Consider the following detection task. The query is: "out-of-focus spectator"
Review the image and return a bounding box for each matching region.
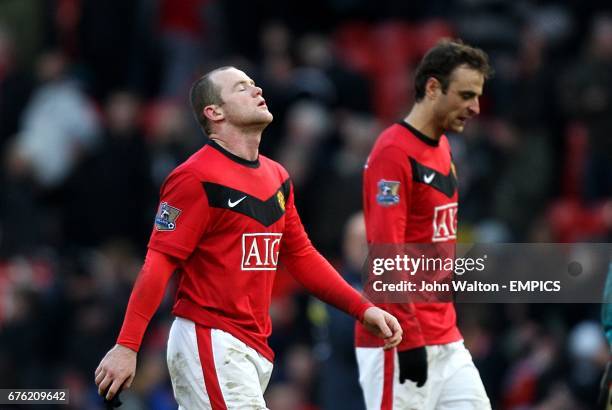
[61,90,154,248]
[457,304,506,408]
[303,111,379,257]
[317,212,368,410]
[265,382,310,410]
[491,119,554,239]
[293,33,372,113]
[501,330,561,409]
[15,50,101,189]
[560,14,612,202]
[0,141,45,256]
[285,345,317,404]
[145,100,200,187]
[276,100,333,193]
[566,321,608,405]
[158,0,215,99]
[0,286,42,387]
[256,21,295,157]
[128,351,175,410]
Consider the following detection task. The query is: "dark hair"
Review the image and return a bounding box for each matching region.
[414,39,493,102]
[189,66,233,133]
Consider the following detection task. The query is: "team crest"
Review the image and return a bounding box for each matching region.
[376,180,400,206]
[155,202,181,231]
[276,191,285,211]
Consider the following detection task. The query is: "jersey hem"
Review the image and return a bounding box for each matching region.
[173,298,275,362]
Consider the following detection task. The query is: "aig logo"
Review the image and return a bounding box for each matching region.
[432,203,458,242]
[241,233,283,270]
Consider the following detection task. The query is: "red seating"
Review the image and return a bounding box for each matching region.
[333,19,455,123]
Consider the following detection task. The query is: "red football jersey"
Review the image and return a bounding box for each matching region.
[355,121,462,350]
[147,140,369,361]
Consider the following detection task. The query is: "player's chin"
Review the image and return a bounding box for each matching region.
[265,111,273,122]
[450,121,465,133]
[253,113,273,127]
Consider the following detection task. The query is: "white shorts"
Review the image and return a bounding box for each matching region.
[356,341,491,410]
[166,317,273,409]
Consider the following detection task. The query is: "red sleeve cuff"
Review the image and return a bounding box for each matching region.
[116,341,139,353]
[355,301,375,323]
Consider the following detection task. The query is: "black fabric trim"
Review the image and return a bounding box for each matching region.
[398,121,440,147]
[409,157,456,198]
[206,139,260,168]
[203,179,291,226]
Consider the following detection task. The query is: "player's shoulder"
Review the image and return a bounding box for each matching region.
[369,123,411,160]
[377,122,405,141]
[172,144,206,171]
[439,134,451,151]
[160,145,212,189]
[161,161,200,192]
[259,154,290,182]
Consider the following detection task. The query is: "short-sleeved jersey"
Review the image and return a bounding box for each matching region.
[355,121,462,350]
[149,140,307,362]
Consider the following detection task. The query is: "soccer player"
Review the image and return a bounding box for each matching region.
[94,66,402,409]
[355,40,493,409]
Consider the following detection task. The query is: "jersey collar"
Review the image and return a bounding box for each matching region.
[398,120,440,147]
[207,139,261,168]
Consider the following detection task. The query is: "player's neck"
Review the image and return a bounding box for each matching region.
[404,105,443,141]
[208,128,261,161]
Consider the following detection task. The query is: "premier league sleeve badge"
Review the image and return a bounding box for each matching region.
[155,202,181,231]
[376,179,400,206]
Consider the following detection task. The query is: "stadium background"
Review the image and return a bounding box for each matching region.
[0,0,611,409]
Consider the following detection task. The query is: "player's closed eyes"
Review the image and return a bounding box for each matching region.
[235,81,256,92]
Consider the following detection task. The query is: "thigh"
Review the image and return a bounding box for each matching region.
[434,343,491,410]
[210,328,273,409]
[167,317,213,409]
[167,318,272,410]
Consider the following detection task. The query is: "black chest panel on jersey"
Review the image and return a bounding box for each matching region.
[409,157,457,198]
[203,179,291,227]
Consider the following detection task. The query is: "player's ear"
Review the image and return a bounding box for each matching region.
[203,104,224,123]
[425,76,441,100]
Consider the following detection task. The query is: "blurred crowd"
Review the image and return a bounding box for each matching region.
[0,0,611,409]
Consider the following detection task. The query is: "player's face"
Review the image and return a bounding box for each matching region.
[212,67,273,128]
[433,66,484,133]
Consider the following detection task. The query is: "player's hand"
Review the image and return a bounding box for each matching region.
[362,306,403,350]
[95,344,137,401]
[398,346,428,387]
[598,361,612,409]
